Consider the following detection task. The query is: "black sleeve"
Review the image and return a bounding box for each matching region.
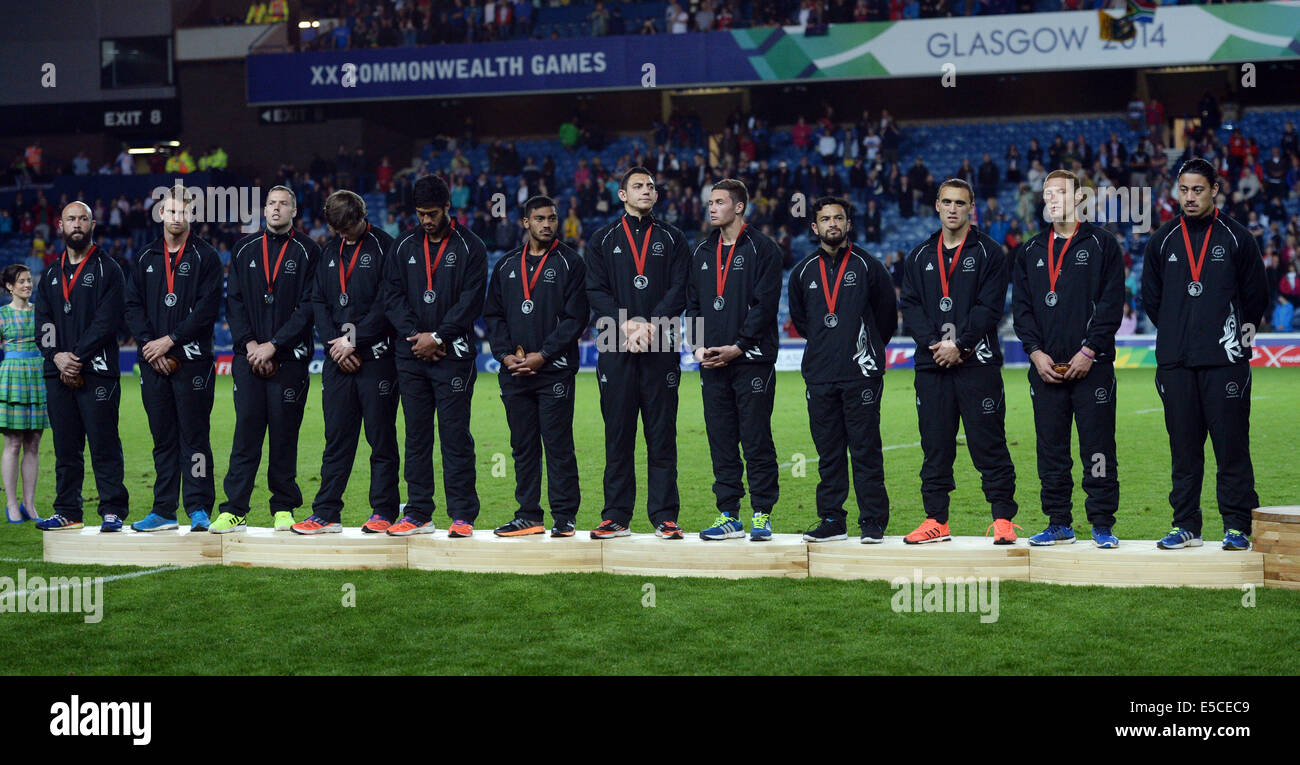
[684,246,701,327]
[585,228,620,324]
[898,248,941,346]
[226,252,254,348]
[735,236,782,349]
[1236,227,1269,332]
[540,254,590,360]
[483,259,509,362]
[1140,231,1163,329]
[956,239,1008,351]
[383,237,420,340]
[1010,241,1043,356]
[650,228,691,319]
[436,233,487,341]
[72,259,125,360]
[310,258,337,347]
[867,256,898,344]
[788,261,807,339]
[124,254,153,345]
[1085,233,1125,354]
[172,248,223,345]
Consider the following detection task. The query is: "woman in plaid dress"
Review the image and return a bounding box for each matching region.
[0,264,46,523]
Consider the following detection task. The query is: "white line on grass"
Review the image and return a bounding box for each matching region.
[0,565,181,603]
[0,557,45,563]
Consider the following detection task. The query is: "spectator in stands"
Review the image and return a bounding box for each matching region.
[898,175,914,219]
[72,151,90,176]
[1129,143,1150,189]
[563,203,582,244]
[977,153,999,200]
[668,0,690,32]
[1286,155,1300,198]
[1264,146,1289,201]
[589,1,610,36]
[1118,302,1137,336]
[1005,143,1022,184]
[1280,262,1300,308]
[1239,165,1263,206]
[863,198,882,243]
[792,116,812,152]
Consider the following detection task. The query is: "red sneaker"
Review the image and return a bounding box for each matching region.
[903,518,951,544]
[986,519,1023,545]
[362,514,393,534]
[448,519,474,538]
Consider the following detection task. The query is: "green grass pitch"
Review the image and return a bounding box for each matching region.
[2,367,1298,675]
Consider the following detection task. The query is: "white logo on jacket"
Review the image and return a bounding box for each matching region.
[1220,312,1242,363]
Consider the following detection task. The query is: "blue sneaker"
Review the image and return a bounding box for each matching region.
[100,514,124,532]
[188,509,210,532]
[1222,529,1250,551]
[1091,527,1119,548]
[1028,524,1075,546]
[700,513,745,540]
[131,513,178,532]
[36,514,83,531]
[751,512,773,542]
[1156,527,1203,550]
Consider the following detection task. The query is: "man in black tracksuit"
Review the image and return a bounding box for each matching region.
[586,166,691,539]
[296,190,400,535]
[210,186,320,533]
[382,174,486,537]
[789,196,898,544]
[686,179,783,542]
[899,179,1019,544]
[34,202,130,532]
[484,195,588,538]
[124,190,223,532]
[1141,158,1269,550]
[1012,170,1124,547]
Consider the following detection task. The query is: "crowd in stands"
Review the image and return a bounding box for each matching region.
[4,95,1299,344]
[205,1,1255,49]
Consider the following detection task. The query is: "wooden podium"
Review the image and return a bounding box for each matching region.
[1253,506,1300,590]
[601,533,809,579]
[806,536,1030,582]
[407,530,602,574]
[1029,539,1263,588]
[221,527,407,570]
[43,526,221,567]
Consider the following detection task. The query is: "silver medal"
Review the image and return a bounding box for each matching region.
[339,293,349,307]
[1045,291,1058,307]
[264,294,274,305]
[63,303,72,314]
[939,296,953,312]
[164,292,178,307]
[823,313,838,328]
[1187,281,1203,297]
[521,299,534,315]
[713,296,725,311]
[423,289,436,304]
[633,275,648,290]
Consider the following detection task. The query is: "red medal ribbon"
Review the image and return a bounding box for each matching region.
[716,224,746,299]
[1046,222,1078,296]
[1179,209,1219,287]
[936,232,966,300]
[817,244,853,319]
[163,234,187,299]
[61,244,96,308]
[261,233,291,297]
[338,225,368,298]
[423,228,452,293]
[521,239,557,304]
[620,215,654,279]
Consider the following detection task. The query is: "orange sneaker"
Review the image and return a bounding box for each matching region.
[448,519,474,538]
[903,518,951,544]
[986,519,1023,545]
[386,516,435,536]
[291,516,341,535]
[362,514,394,534]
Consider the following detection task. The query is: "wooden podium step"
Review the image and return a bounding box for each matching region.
[1253,506,1300,590]
[43,526,222,567]
[407,530,602,574]
[806,536,1030,582]
[600,533,809,579]
[1029,540,1263,588]
[221,527,407,570]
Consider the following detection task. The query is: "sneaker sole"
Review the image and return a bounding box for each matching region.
[860,536,884,544]
[750,533,772,542]
[387,526,436,536]
[699,530,746,540]
[291,526,342,535]
[41,524,85,531]
[361,526,390,534]
[551,530,576,537]
[802,534,849,542]
[1094,540,1118,548]
[993,538,1017,545]
[903,535,950,544]
[495,528,545,537]
[1028,537,1075,546]
[210,525,247,534]
[448,531,474,538]
[655,533,684,539]
[591,529,631,539]
[1157,539,1203,549]
[132,524,179,532]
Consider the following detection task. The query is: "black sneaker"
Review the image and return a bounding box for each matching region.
[802,517,848,542]
[591,519,630,539]
[494,518,545,537]
[655,520,684,539]
[860,522,885,544]
[551,519,576,537]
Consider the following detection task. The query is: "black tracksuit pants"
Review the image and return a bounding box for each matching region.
[500,371,579,524]
[140,360,215,520]
[219,356,309,518]
[806,376,888,530]
[396,359,479,525]
[1155,363,1259,535]
[914,365,1018,523]
[597,351,679,526]
[701,364,779,517]
[1027,361,1119,529]
[45,373,129,522]
[312,357,401,523]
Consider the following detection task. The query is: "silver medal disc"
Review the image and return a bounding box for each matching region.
[423,290,436,304]
[1045,291,1058,307]
[264,294,274,305]
[713,296,725,311]
[164,292,178,307]
[521,299,534,315]
[339,293,349,307]
[939,296,953,312]
[633,275,648,290]
[1187,281,1203,297]
[63,303,72,314]
[823,313,839,328]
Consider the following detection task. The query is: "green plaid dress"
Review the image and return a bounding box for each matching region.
[0,303,48,430]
